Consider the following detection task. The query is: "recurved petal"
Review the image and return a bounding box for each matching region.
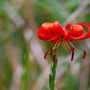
[66,24,84,37]
[66,22,90,41]
[77,22,90,39]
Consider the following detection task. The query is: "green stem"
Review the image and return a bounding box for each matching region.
[18,30,30,90]
[21,46,30,90]
[49,59,58,90]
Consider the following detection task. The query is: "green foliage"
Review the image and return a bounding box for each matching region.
[62,65,79,90]
[0,0,90,90]
[21,46,30,90]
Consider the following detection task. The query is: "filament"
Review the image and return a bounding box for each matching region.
[62,42,68,50]
[44,41,60,59]
[53,41,60,50]
[69,41,81,52]
[62,40,70,50]
[64,40,71,50]
[69,41,86,59]
[52,43,58,50]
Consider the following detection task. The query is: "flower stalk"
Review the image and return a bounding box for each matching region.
[37,21,90,90]
[49,59,57,90]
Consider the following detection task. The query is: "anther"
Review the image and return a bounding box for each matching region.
[44,51,49,59]
[83,50,86,59]
[70,46,75,61]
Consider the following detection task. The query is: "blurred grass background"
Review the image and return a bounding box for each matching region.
[0,0,90,90]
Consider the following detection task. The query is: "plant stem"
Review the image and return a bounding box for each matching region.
[21,46,30,90]
[49,59,58,90]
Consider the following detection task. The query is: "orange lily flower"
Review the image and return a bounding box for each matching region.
[37,21,90,61]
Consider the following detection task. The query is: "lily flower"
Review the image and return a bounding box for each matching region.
[37,21,90,61]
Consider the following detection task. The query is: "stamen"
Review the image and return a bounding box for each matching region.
[65,42,70,50]
[44,51,49,59]
[69,41,76,49]
[44,40,60,61]
[69,41,86,60]
[70,46,75,61]
[52,41,60,51]
[44,43,57,59]
[62,41,68,50]
[62,41,67,50]
[52,43,58,50]
[57,41,60,48]
[62,40,70,50]
[44,42,60,59]
[53,41,60,56]
[83,50,86,59]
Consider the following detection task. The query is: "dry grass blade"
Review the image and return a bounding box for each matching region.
[64,0,90,24]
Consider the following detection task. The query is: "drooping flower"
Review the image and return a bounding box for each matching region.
[37,21,90,61]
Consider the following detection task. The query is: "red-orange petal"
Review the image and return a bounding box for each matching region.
[37,21,65,43]
[68,22,90,41]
